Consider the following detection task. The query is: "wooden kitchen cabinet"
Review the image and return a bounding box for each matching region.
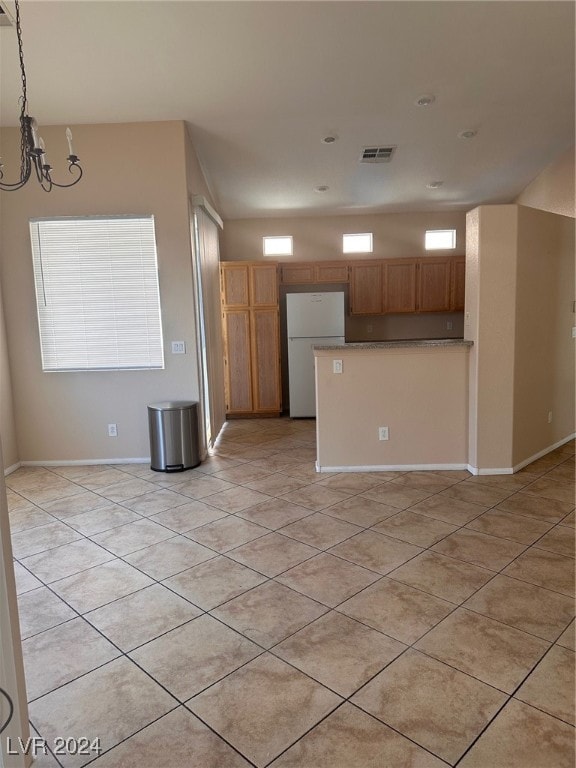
[222,310,253,413]
[280,261,349,284]
[349,262,383,314]
[315,262,349,282]
[417,257,451,312]
[221,262,278,308]
[450,256,466,311]
[384,260,417,313]
[251,309,281,412]
[220,262,281,416]
[221,263,250,308]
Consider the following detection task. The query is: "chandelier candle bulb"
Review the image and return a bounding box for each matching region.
[38,137,49,168]
[30,118,40,149]
[66,128,75,158]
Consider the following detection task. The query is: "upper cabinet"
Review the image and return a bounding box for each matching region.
[349,263,383,315]
[220,263,250,307]
[417,257,451,312]
[384,260,418,313]
[221,262,278,308]
[349,255,464,315]
[280,261,349,284]
[450,256,466,311]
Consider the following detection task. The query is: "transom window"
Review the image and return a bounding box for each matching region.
[342,233,373,253]
[263,236,293,256]
[425,229,456,250]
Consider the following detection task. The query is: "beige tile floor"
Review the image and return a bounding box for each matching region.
[6,418,575,768]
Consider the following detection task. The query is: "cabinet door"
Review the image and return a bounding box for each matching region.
[450,257,466,311]
[418,258,451,312]
[384,260,417,313]
[222,310,253,413]
[280,264,315,284]
[350,264,383,314]
[315,262,349,283]
[250,264,279,306]
[221,265,249,308]
[251,309,281,413]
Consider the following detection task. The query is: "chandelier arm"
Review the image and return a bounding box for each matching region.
[46,163,84,189]
[0,153,32,190]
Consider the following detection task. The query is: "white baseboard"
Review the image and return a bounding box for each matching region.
[466,465,512,476]
[4,462,22,477]
[512,433,576,472]
[20,458,151,467]
[467,432,576,476]
[316,462,469,473]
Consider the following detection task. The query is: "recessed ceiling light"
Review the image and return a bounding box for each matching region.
[415,94,435,107]
[314,185,329,193]
[426,181,444,189]
[321,136,337,144]
[458,129,477,140]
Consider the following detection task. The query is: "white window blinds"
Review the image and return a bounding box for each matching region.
[29,216,164,371]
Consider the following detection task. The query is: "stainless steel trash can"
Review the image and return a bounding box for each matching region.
[148,401,200,472]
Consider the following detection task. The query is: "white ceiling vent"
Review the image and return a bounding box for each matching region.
[360,146,396,164]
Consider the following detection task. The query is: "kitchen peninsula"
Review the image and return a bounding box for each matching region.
[314,339,473,472]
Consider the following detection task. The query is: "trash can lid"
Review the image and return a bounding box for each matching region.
[148,401,198,411]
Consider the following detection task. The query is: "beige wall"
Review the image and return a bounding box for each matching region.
[516,146,575,219]
[466,205,518,471]
[315,345,470,470]
[466,204,575,472]
[221,210,466,262]
[0,121,202,463]
[0,281,18,470]
[513,206,575,465]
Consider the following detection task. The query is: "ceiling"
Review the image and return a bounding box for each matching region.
[0,1,574,219]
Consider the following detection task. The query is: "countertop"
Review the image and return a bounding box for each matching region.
[313,338,474,351]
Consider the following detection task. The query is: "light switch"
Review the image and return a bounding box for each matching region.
[171,341,186,354]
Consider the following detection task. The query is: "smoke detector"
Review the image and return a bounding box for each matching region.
[415,94,436,107]
[360,146,396,164]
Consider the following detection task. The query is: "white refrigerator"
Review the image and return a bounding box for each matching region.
[287,292,345,417]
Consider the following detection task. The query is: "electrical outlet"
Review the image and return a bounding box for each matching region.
[171,341,186,354]
[108,423,118,437]
[446,321,453,331]
[572,327,576,338]
[367,324,373,333]
[333,359,343,374]
[548,411,553,424]
[378,426,389,441]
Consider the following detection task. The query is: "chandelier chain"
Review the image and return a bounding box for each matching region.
[15,0,29,180]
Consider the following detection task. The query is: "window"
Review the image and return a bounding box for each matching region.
[425,229,456,250]
[29,215,164,371]
[263,236,293,256]
[343,233,373,254]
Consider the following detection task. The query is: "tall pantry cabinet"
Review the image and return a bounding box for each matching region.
[220,262,282,416]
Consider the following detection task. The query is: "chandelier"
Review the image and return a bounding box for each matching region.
[0,0,83,192]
